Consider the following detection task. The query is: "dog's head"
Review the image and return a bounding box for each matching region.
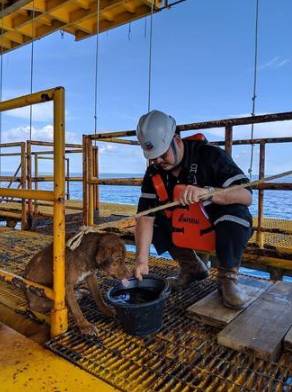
[95,233,130,280]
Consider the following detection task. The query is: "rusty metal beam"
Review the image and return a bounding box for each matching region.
[90,113,292,140]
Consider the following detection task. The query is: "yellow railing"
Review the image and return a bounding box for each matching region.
[0,87,67,337]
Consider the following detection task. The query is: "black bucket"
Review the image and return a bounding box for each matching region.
[107,275,171,337]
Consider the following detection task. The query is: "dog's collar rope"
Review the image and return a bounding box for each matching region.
[66,225,100,250]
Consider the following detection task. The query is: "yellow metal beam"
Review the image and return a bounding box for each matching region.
[0,35,12,49]
[0,0,164,53]
[74,0,90,9]
[0,323,116,392]
[75,3,151,39]
[51,86,68,337]
[0,269,54,300]
[0,88,56,112]
[142,0,163,7]
[0,87,68,338]
[98,137,139,145]
[4,30,25,44]
[0,188,54,200]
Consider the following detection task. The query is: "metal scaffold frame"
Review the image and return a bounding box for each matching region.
[0,140,83,227]
[0,86,67,337]
[83,110,292,278]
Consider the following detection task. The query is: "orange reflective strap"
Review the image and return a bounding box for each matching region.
[152,174,168,202]
[183,133,206,142]
[151,174,172,218]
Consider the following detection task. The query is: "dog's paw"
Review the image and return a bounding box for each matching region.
[79,323,98,336]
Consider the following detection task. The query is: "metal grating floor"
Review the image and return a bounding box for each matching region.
[0,229,291,390]
[0,229,51,275]
[46,255,292,392]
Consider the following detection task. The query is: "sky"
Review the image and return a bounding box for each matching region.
[0,0,292,175]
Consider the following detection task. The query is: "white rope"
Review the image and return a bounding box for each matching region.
[147,0,155,112]
[93,0,100,146]
[248,0,260,179]
[29,0,36,141]
[128,22,132,41]
[144,17,147,38]
[66,225,102,250]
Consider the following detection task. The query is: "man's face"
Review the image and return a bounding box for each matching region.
[151,136,183,171]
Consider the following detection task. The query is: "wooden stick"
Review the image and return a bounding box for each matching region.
[67,169,292,250]
[99,169,292,228]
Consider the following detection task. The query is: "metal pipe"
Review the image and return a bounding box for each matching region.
[0,88,56,112]
[0,153,22,157]
[88,140,94,225]
[89,177,143,186]
[0,269,54,300]
[98,138,140,145]
[51,87,67,337]
[95,147,99,213]
[0,142,25,148]
[34,152,39,214]
[26,141,32,225]
[211,136,292,146]
[177,111,292,131]
[20,142,27,229]
[30,149,82,155]
[66,157,70,200]
[90,111,292,139]
[29,140,82,148]
[254,227,292,235]
[257,142,265,248]
[255,183,292,190]
[0,176,21,182]
[224,125,233,156]
[0,188,54,200]
[83,135,89,225]
[31,176,82,182]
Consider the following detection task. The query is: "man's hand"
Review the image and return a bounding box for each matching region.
[178,185,209,205]
[134,256,149,281]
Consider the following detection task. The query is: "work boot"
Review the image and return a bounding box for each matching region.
[168,247,209,289]
[217,267,248,309]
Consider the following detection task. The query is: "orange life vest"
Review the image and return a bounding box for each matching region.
[151,133,215,252]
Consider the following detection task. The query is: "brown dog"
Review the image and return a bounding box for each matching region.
[24,232,130,336]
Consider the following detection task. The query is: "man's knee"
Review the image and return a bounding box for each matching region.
[215,221,252,268]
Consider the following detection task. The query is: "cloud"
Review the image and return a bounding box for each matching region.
[4,102,70,122]
[2,88,30,100]
[97,141,144,161]
[97,142,118,154]
[5,102,53,122]
[258,56,290,71]
[2,124,80,144]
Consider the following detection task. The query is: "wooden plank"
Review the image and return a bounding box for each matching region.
[217,281,292,361]
[284,326,292,353]
[187,276,272,328]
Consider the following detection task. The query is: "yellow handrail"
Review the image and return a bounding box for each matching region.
[0,87,67,337]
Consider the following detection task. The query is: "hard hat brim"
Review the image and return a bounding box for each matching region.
[142,144,170,160]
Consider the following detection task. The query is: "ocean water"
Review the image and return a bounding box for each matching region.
[67,173,292,220]
[23,172,292,219]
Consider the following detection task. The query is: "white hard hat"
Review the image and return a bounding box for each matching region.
[136,110,176,159]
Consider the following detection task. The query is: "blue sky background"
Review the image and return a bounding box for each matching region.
[1,0,292,175]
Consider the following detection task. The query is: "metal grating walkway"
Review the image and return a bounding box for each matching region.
[0,229,291,390]
[0,228,51,275]
[46,256,292,392]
